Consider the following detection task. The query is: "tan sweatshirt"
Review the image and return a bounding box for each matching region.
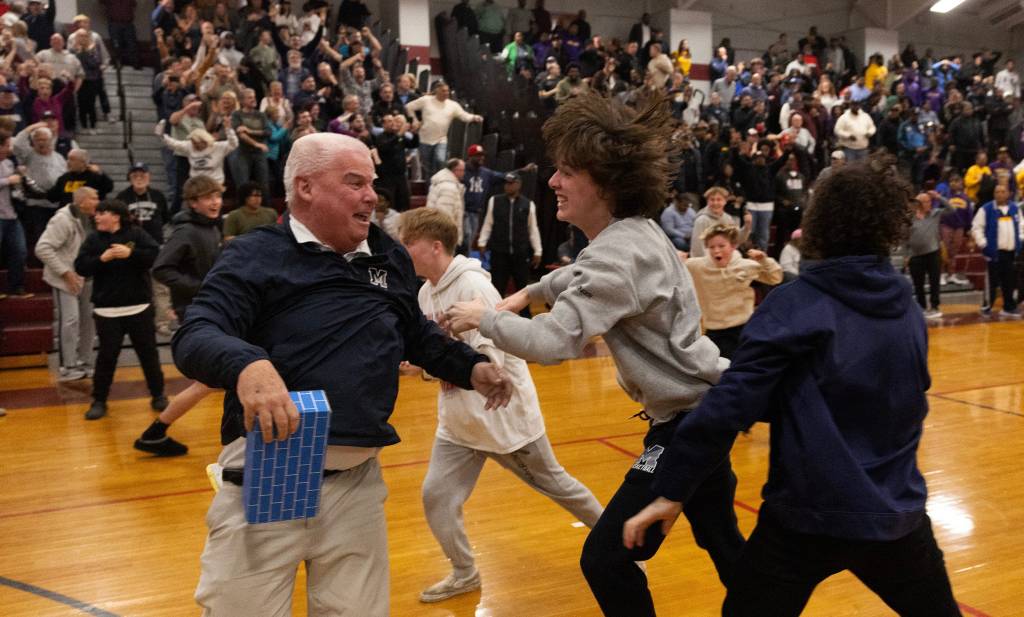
[685,252,783,330]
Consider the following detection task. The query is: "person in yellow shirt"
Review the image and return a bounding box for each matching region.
[672,39,692,77]
[864,53,888,90]
[964,152,992,202]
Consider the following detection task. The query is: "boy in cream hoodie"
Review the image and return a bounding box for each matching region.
[685,223,782,358]
[399,207,603,604]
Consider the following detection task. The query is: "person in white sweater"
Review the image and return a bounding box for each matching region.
[399,207,603,604]
[833,101,876,161]
[425,158,466,239]
[689,186,751,258]
[445,94,743,617]
[404,81,482,178]
[155,120,238,185]
[684,223,782,358]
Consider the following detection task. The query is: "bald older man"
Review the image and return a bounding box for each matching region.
[173,133,513,616]
[46,149,114,207]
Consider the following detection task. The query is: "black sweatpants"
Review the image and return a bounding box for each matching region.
[987,250,1018,311]
[580,414,745,617]
[706,325,744,360]
[92,306,164,403]
[723,512,961,616]
[490,250,533,317]
[909,250,941,310]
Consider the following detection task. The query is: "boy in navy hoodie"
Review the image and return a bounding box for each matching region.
[624,158,962,616]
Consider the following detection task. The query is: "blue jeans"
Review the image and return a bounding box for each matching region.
[419,142,448,180]
[0,218,27,292]
[843,147,868,162]
[462,211,481,253]
[750,208,774,251]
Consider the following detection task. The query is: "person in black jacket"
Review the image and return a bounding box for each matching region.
[173,133,511,615]
[74,200,166,421]
[46,149,114,207]
[152,176,223,320]
[371,112,419,211]
[135,176,224,457]
[117,162,172,337]
[116,162,168,245]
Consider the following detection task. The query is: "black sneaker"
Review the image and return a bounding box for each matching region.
[151,395,169,411]
[85,401,107,420]
[134,435,188,457]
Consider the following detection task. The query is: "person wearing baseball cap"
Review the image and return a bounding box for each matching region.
[116,162,168,246]
[461,144,537,254]
[476,170,542,312]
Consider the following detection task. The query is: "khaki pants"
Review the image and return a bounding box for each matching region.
[151,276,172,328]
[195,459,390,617]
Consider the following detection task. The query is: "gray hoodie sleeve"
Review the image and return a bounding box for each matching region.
[527,263,576,304]
[481,257,639,363]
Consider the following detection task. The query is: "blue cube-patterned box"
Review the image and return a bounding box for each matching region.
[243,390,331,524]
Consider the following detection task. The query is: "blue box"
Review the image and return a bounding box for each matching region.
[243,390,331,524]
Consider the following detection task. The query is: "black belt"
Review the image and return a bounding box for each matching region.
[221,467,342,487]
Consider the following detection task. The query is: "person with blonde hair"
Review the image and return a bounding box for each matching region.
[155,119,238,185]
[399,206,602,604]
[682,223,782,358]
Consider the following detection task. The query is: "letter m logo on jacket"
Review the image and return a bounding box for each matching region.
[368,267,388,289]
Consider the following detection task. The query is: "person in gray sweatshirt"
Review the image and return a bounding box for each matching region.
[446,94,744,617]
[905,191,951,319]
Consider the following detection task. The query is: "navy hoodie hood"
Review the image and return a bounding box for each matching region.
[799,256,911,318]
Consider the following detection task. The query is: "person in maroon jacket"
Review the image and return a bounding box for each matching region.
[101,0,140,70]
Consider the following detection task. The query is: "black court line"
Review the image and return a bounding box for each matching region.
[0,576,121,616]
[928,393,1024,419]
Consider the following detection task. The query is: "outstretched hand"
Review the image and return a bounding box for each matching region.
[622,497,684,549]
[470,362,512,409]
[446,297,488,334]
[495,288,530,314]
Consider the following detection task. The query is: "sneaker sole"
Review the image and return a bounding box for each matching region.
[419,580,482,603]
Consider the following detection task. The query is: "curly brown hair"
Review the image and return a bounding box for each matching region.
[801,155,912,259]
[541,93,678,219]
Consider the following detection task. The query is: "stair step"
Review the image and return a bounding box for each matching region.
[0,269,49,294]
[0,295,53,323]
[0,321,53,356]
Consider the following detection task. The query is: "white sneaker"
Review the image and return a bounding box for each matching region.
[924,308,943,319]
[58,367,88,382]
[419,570,481,603]
[999,309,1022,319]
[940,273,949,286]
[951,274,970,285]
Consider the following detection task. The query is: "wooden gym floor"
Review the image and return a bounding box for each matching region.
[0,310,1022,616]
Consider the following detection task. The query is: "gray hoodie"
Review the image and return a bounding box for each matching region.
[480,216,726,423]
[35,204,92,292]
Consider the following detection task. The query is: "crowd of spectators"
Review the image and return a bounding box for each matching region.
[1,0,1023,401]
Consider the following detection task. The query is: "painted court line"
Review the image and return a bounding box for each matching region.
[0,576,121,616]
[929,393,1024,419]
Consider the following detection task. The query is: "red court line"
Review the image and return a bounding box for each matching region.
[0,487,211,520]
[959,602,993,617]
